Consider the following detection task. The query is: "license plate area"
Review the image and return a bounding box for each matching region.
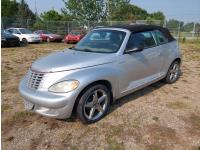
[24,100,34,110]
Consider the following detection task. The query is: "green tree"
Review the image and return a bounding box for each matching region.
[150,11,165,21]
[62,0,105,22]
[166,19,184,30]
[41,9,62,21]
[1,0,18,17]
[17,0,35,20]
[107,0,130,21]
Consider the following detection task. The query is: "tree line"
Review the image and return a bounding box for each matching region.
[1,0,199,32]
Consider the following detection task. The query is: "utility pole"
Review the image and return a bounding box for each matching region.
[106,0,110,22]
[192,22,196,38]
[35,0,38,17]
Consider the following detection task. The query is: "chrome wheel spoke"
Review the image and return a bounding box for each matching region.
[89,107,95,119]
[92,91,98,103]
[84,102,93,108]
[96,104,104,112]
[98,95,107,104]
[170,73,174,81]
[173,64,177,70]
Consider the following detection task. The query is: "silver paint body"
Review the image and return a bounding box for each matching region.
[19,28,181,119]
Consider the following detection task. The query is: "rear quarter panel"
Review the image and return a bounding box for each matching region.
[161,40,181,75]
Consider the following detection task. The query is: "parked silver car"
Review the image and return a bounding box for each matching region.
[19,24,181,123]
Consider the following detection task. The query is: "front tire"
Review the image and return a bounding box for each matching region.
[22,38,28,46]
[164,61,180,84]
[76,84,111,124]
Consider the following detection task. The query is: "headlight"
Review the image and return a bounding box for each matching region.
[48,80,79,93]
[49,36,53,38]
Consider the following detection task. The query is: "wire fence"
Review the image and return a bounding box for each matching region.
[1,17,200,40]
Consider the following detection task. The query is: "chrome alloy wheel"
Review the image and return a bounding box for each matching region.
[83,89,108,121]
[169,63,180,82]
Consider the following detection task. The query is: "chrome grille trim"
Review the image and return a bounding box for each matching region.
[27,70,45,90]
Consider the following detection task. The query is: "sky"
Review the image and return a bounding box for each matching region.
[24,0,200,23]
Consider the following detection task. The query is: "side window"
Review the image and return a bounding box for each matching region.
[126,31,156,51]
[12,29,19,34]
[155,30,168,44]
[7,29,13,33]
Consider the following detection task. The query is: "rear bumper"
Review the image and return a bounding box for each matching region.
[19,78,80,119]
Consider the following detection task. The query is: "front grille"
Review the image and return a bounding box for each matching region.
[28,71,45,89]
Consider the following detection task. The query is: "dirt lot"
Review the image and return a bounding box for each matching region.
[1,41,200,150]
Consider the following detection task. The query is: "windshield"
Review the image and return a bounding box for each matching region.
[70,31,81,35]
[19,28,33,34]
[1,29,11,35]
[43,30,52,34]
[74,29,126,53]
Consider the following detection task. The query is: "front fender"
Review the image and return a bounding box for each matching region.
[59,63,119,99]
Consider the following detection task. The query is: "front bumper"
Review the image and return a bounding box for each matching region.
[19,78,80,119]
[49,37,63,42]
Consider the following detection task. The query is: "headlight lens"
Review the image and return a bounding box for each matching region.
[48,80,79,93]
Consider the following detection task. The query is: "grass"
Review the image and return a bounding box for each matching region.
[2,111,35,131]
[107,138,124,150]
[188,113,200,134]
[166,101,189,109]
[1,104,11,113]
[1,41,200,149]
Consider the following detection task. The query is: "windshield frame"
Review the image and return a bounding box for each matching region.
[73,29,127,54]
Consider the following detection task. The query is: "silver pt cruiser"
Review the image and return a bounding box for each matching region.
[19,24,181,123]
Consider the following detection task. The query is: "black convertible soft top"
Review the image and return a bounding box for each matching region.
[108,24,175,42]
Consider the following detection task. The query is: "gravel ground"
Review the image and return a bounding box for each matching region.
[1,41,200,150]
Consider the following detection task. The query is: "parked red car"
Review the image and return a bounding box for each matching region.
[34,30,63,42]
[64,31,84,43]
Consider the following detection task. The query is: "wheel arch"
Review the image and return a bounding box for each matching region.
[72,80,113,114]
[173,57,181,64]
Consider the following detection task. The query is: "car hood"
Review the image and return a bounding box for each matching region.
[31,49,116,73]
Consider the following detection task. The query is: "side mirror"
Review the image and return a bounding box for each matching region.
[125,46,143,54]
[16,32,21,35]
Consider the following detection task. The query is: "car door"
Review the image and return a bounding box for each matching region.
[118,31,163,96]
[153,30,172,74]
[12,29,22,41]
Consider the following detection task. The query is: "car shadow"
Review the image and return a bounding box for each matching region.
[64,80,167,123]
[108,80,166,115]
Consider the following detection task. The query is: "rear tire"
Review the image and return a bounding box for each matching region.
[76,84,111,124]
[164,61,180,84]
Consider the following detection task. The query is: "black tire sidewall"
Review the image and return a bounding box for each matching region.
[76,84,111,124]
[22,38,28,45]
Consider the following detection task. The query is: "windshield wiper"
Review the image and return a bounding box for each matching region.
[81,48,94,52]
[71,47,94,52]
